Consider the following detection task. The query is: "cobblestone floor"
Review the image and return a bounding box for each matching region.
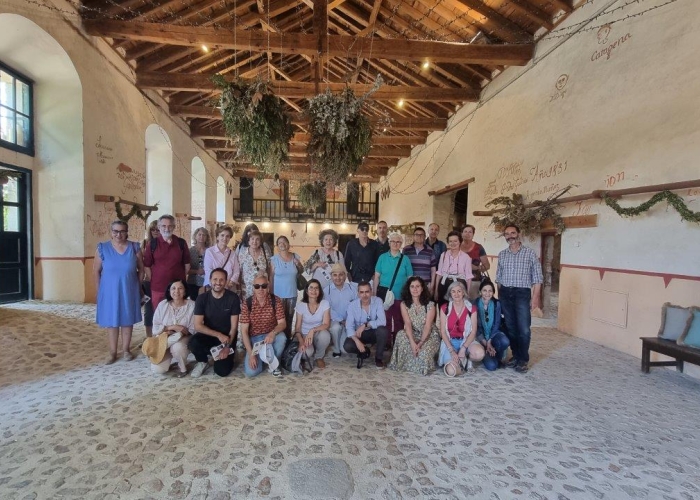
[1,301,699,500]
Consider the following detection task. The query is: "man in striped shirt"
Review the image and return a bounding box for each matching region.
[402,227,437,293]
[495,224,543,374]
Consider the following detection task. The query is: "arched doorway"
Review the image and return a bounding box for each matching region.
[0,13,83,301]
[191,156,206,238]
[145,124,172,222]
[216,176,226,223]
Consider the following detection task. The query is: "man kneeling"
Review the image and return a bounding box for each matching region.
[189,268,239,377]
[343,281,389,369]
[241,274,286,377]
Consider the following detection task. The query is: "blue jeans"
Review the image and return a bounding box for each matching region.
[243,333,286,377]
[498,286,532,363]
[481,332,511,371]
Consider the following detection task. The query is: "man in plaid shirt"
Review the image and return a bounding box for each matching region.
[495,224,543,373]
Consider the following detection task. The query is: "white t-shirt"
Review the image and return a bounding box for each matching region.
[294,299,330,336]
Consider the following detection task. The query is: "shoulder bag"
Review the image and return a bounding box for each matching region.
[376,254,404,310]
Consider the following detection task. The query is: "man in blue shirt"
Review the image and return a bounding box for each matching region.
[343,281,389,369]
[495,224,543,374]
[427,223,447,265]
[324,263,358,358]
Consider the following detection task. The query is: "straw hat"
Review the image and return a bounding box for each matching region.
[142,333,168,364]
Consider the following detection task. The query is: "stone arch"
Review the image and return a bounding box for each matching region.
[0,13,83,300]
[216,176,226,222]
[145,124,172,220]
[191,156,206,238]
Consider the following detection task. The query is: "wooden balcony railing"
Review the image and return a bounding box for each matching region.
[232,198,378,222]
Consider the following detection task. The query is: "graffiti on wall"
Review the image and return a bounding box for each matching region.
[94,135,114,164]
[116,163,146,196]
[591,24,632,62]
[549,74,569,103]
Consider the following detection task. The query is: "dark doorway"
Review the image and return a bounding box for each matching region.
[261,232,275,255]
[453,187,469,230]
[338,233,356,256]
[0,165,31,303]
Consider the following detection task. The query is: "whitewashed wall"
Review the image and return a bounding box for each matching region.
[0,0,232,301]
[379,0,700,374]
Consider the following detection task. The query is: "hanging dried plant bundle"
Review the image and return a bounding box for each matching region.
[213,75,294,177]
[306,75,383,185]
[298,182,326,211]
[486,185,574,235]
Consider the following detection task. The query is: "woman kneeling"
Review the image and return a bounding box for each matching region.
[438,280,484,375]
[146,280,194,377]
[474,280,510,371]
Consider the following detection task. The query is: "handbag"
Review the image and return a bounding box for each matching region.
[296,269,308,291]
[377,254,403,310]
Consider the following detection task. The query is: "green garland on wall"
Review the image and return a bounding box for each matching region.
[115,201,156,223]
[602,190,700,223]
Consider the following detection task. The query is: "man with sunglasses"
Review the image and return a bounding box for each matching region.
[240,274,286,377]
[344,221,380,285]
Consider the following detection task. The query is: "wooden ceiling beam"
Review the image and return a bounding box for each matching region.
[229,169,381,182]
[84,20,534,66]
[507,0,555,31]
[219,154,394,169]
[382,0,464,43]
[450,0,534,41]
[313,0,328,94]
[193,126,426,145]
[208,142,412,158]
[138,72,480,101]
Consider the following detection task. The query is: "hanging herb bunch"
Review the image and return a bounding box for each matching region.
[212,74,293,177]
[486,185,574,235]
[306,75,383,185]
[114,201,157,223]
[297,182,326,212]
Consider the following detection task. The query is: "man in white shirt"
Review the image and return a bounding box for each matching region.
[343,282,389,369]
[324,263,358,358]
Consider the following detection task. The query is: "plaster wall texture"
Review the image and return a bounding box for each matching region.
[0,0,232,301]
[378,0,700,369]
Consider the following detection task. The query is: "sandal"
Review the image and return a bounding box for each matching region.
[105,353,117,365]
[123,351,134,362]
[176,370,188,378]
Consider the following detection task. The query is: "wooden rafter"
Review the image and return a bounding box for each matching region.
[84,20,534,66]
[172,105,447,131]
[138,72,480,101]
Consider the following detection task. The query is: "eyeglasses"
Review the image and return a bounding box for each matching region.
[358,228,368,232]
[112,230,128,235]
[253,283,268,289]
[390,240,402,244]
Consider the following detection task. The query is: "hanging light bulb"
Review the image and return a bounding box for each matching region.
[201,45,209,53]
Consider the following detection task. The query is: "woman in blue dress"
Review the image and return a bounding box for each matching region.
[93,220,144,364]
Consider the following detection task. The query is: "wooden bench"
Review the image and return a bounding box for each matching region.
[640,337,700,373]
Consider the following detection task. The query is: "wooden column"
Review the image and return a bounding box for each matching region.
[542,235,554,318]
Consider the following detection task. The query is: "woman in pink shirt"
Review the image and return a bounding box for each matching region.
[203,226,240,291]
[434,230,472,307]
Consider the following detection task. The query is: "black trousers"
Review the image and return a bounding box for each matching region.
[343,327,389,363]
[142,281,154,327]
[188,333,235,377]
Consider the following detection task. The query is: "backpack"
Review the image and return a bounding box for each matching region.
[280,339,301,373]
[150,235,186,262]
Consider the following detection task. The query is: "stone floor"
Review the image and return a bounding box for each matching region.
[1,301,699,500]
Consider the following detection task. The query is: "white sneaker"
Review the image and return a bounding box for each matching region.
[190,361,209,378]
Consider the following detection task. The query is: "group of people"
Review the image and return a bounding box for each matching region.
[94,215,542,377]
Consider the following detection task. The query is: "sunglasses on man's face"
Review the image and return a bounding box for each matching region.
[253,283,269,289]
